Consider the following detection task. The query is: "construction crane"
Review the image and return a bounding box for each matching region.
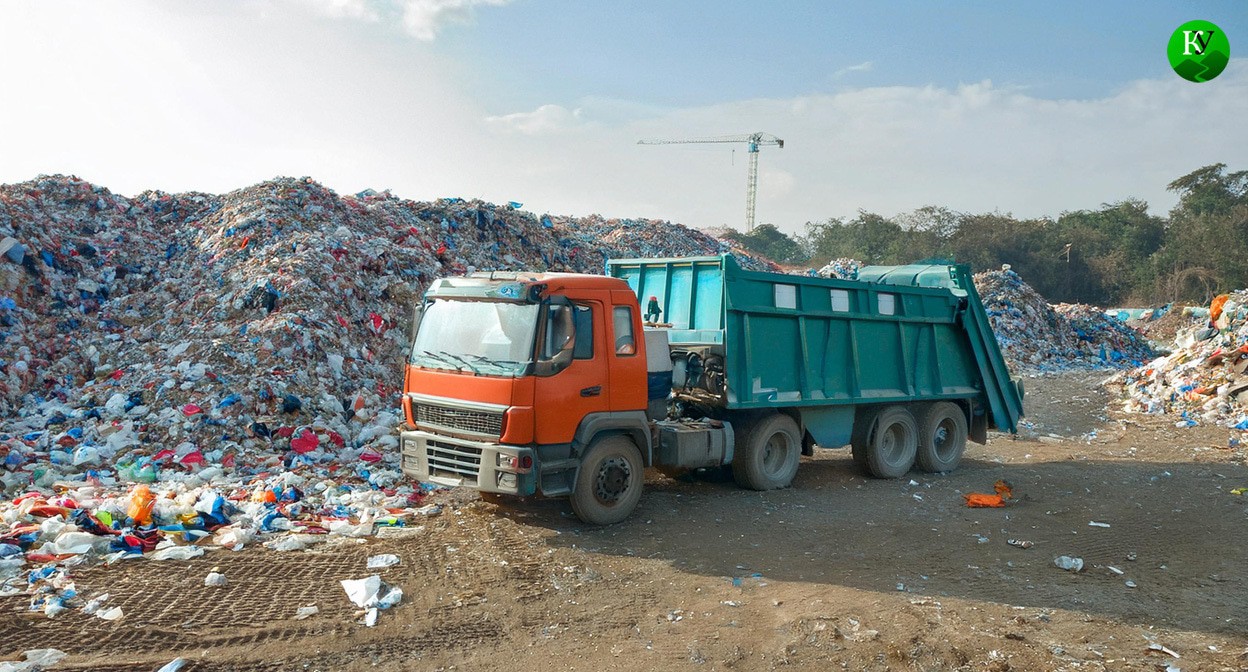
[638,132,784,232]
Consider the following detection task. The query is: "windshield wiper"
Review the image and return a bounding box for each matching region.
[437,350,479,373]
[414,350,466,372]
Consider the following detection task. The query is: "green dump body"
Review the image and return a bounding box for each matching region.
[607,255,1023,434]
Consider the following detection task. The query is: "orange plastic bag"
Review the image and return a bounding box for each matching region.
[963,479,1014,508]
[1210,294,1230,323]
[127,484,156,525]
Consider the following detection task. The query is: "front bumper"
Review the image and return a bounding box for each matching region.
[400,430,537,496]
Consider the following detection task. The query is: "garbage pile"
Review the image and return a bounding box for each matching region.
[815,257,862,280]
[0,174,769,616]
[1113,291,1248,428]
[1053,303,1158,366]
[974,268,1154,371]
[550,214,777,273]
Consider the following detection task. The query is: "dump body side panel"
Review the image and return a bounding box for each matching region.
[608,256,1023,434]
[720,260,983,409]
[856,264,1024,433]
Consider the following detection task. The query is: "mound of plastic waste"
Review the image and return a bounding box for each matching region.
[0,174,772,616]
[1053,303,1157,366]
[974,269,1153,371]
[1114,291,1248,428]
[816,258,862,280]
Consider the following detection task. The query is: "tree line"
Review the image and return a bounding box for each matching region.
[720,164,1248,307]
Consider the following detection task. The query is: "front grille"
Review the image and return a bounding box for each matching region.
[416,402,503,438]
[427,439,483,483]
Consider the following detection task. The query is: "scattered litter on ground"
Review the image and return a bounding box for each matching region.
[341,574,403,627]
[1006,538,1033,549]
[963,479,1014,508]
[1147,642,1181,658]
[1054,556,1084,572]
[366,553,400,568]
[1088,521,1111,528]
[0,649,67,672]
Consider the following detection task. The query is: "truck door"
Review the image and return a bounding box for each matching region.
[533,299,610,445]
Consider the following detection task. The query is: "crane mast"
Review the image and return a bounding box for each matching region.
[638,132,784,232]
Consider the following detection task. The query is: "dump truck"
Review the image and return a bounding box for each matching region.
[399,255,1023,524]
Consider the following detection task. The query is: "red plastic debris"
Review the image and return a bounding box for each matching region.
[290,429,319,454]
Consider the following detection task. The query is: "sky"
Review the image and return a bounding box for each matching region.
[0,0,1245,234]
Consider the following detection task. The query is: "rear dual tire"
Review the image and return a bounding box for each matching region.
[852,403,969,477]
[916,402,968,473]
[864,406,918,479]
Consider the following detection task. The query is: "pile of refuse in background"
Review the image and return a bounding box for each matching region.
[0,174,772,619]
[1112,291,1248,429]
[974,267,1156,371]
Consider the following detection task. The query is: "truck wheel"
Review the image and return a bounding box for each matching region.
[865,406,917,479]
[570,435,644,525]
[916,402,968,473]
[732,414,801,490]
[850,407,880,470]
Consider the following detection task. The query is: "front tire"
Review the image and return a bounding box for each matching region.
[732,414,801,490]
[570,435,644,525]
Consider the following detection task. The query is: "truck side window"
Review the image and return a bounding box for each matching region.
[573,304,593,359]
[542,304,575,360]
[613,306,636,356]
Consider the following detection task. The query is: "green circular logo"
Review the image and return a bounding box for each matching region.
[1167,20,1230,82]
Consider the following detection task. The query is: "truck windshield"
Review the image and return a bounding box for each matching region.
[410,299,539,377]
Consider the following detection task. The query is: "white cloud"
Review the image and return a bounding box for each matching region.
[297,0,381,21]
[834,61,874,78]
[290,0,511,39]
[1,3,1245,238]
[401,0,510,41]
[485,104,587,135]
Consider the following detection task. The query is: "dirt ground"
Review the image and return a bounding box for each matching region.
[5,372,1248,671]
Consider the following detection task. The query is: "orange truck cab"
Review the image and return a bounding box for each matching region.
[400,272,657,524]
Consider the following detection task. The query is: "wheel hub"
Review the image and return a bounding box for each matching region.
[594,457,631,503]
